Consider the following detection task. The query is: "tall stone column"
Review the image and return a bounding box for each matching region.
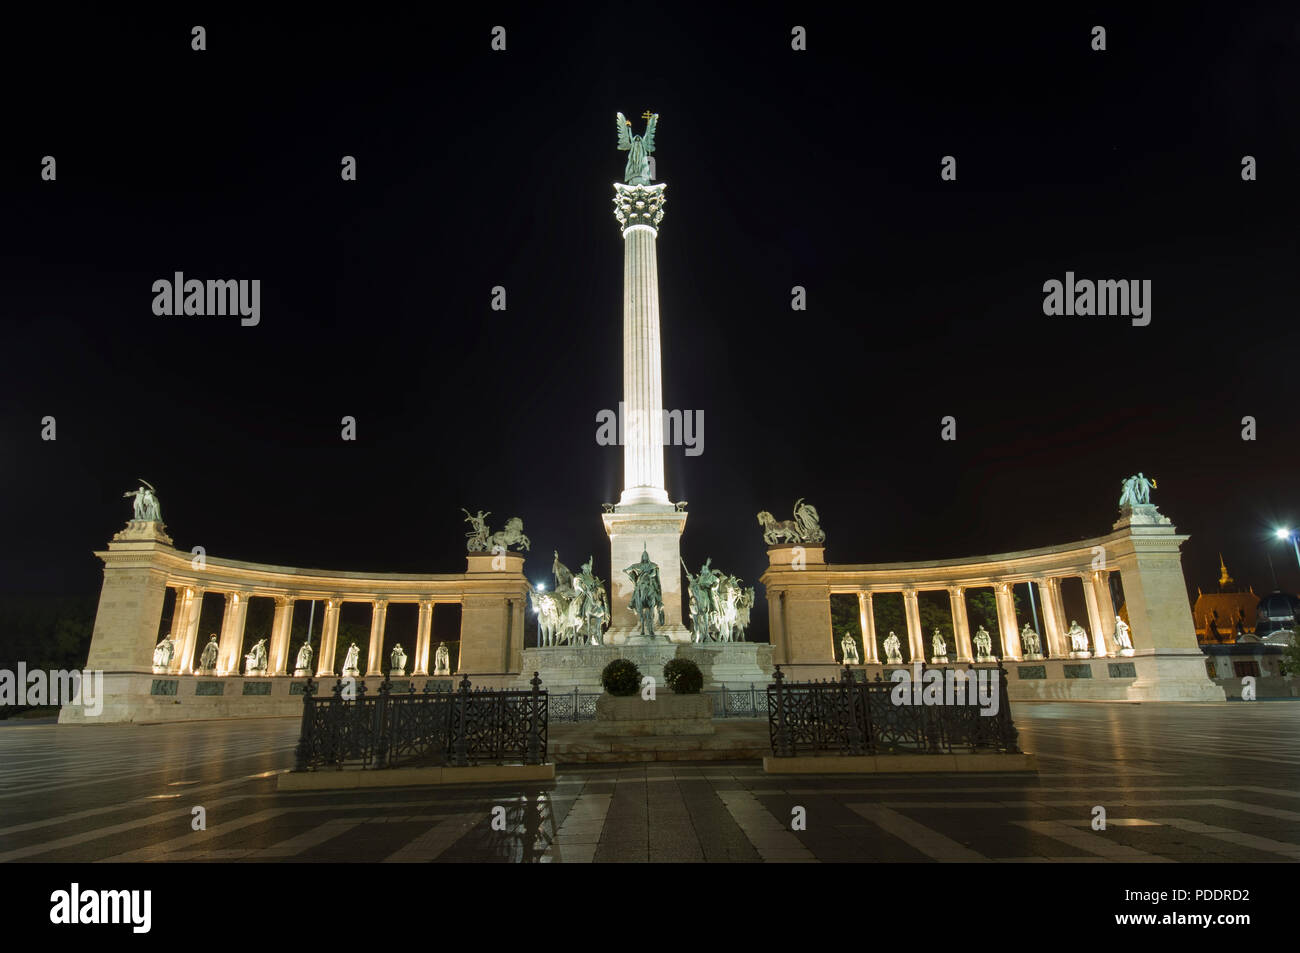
[365,599,388,676]
[1081,574,1108,657]
[902,589,923,662]
[179,586,206,674]
[857,592,878,662]
[167,586,188,645]
[316,598,341,677]
[217,591,251,675]
[414,599,434,675]
[603,181,690,644]
[168,586,196,672]
[994,582,1022,660]
[767,590,787,664]
[1037,578,1067,658]
[949,586,973,662]
[269,596,295,676]
[1088,570,1116,657]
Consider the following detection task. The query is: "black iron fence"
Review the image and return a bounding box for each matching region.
[546,684,767,722]
[768,665,1021,757]
[293,673,547,770]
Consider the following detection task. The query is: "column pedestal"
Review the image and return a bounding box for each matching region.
[602,505,690,644]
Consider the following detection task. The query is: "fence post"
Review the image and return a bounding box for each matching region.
[997,663,1020,753]
[842,665,864,756]
[327,677,345,769]
[527,672,542,765]
[375,675,392,769]
[772,665,791,757]
[293,676,316,771]
[453,674,471,766]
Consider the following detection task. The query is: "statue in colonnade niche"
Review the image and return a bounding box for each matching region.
[244,639,268,675]
[199,635,219,674]
[625,546,665,640]
[883,631,903,665]
[841,633,860,665]
[152,638,174,673]
[1020,624,1043,660]
[342,642,361,676]
[390,644,407,676]
[434,642,451,675]
[1067,620,1091,656]
[123,479,163,522]
[931,629,948,662]
[1113,616,1134,656]
[973,626,996,662]
[294,641,314,676]
[757,498,826,546]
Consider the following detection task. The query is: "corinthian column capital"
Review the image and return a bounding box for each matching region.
[613,182,667,233]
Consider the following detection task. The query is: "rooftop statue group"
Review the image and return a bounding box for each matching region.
[123,479,163,522]
[462,509,531,553]
[681,557,754,643]
[757,498,825,546]
[1118,473,1156,507]
[530,552,610,647]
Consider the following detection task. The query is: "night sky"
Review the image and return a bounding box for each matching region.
[3,5,1299,643]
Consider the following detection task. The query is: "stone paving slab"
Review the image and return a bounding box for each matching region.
[1,701,1298,862]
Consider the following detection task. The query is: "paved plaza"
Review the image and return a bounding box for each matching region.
[1,702,1297,863]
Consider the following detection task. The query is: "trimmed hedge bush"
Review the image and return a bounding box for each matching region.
[601,658,643,696]
[663,657,703,694]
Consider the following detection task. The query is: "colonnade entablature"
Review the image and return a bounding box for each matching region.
[85,519,529,682]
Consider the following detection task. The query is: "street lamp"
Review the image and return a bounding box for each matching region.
[1275,528,1300,572]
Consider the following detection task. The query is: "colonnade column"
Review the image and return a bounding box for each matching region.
[168,587,195,672]
[1038,578,1067,658]
[949,586,973,662]
[217,591,251,675]
[994,582,1022,660]
[414,599,434,675]
[269,596,295,676]
[365,599,389,676]
[316,598,341,677]
[167,586,188,646]
[902,589,923,662]
[857,592,878,662]
[178,586,206,674]
[768,590,788,665]
[1086,570,1114,657]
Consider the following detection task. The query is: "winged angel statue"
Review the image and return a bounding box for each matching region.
[616,111,658,186]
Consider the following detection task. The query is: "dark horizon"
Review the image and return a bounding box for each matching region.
[4,6,1300,644]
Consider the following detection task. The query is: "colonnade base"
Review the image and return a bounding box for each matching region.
[836,654,1226,702]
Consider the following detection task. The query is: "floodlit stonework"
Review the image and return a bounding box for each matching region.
[60,519,529,723]
[760,504,1225,702]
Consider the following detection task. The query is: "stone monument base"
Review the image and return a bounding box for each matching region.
[594,693,714,737]
[517,642,773,692]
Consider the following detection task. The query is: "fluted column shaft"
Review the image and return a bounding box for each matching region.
[858,592,878,662]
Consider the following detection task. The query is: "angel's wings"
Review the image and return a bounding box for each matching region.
[616,112,631,152]
[642,113,657,154]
